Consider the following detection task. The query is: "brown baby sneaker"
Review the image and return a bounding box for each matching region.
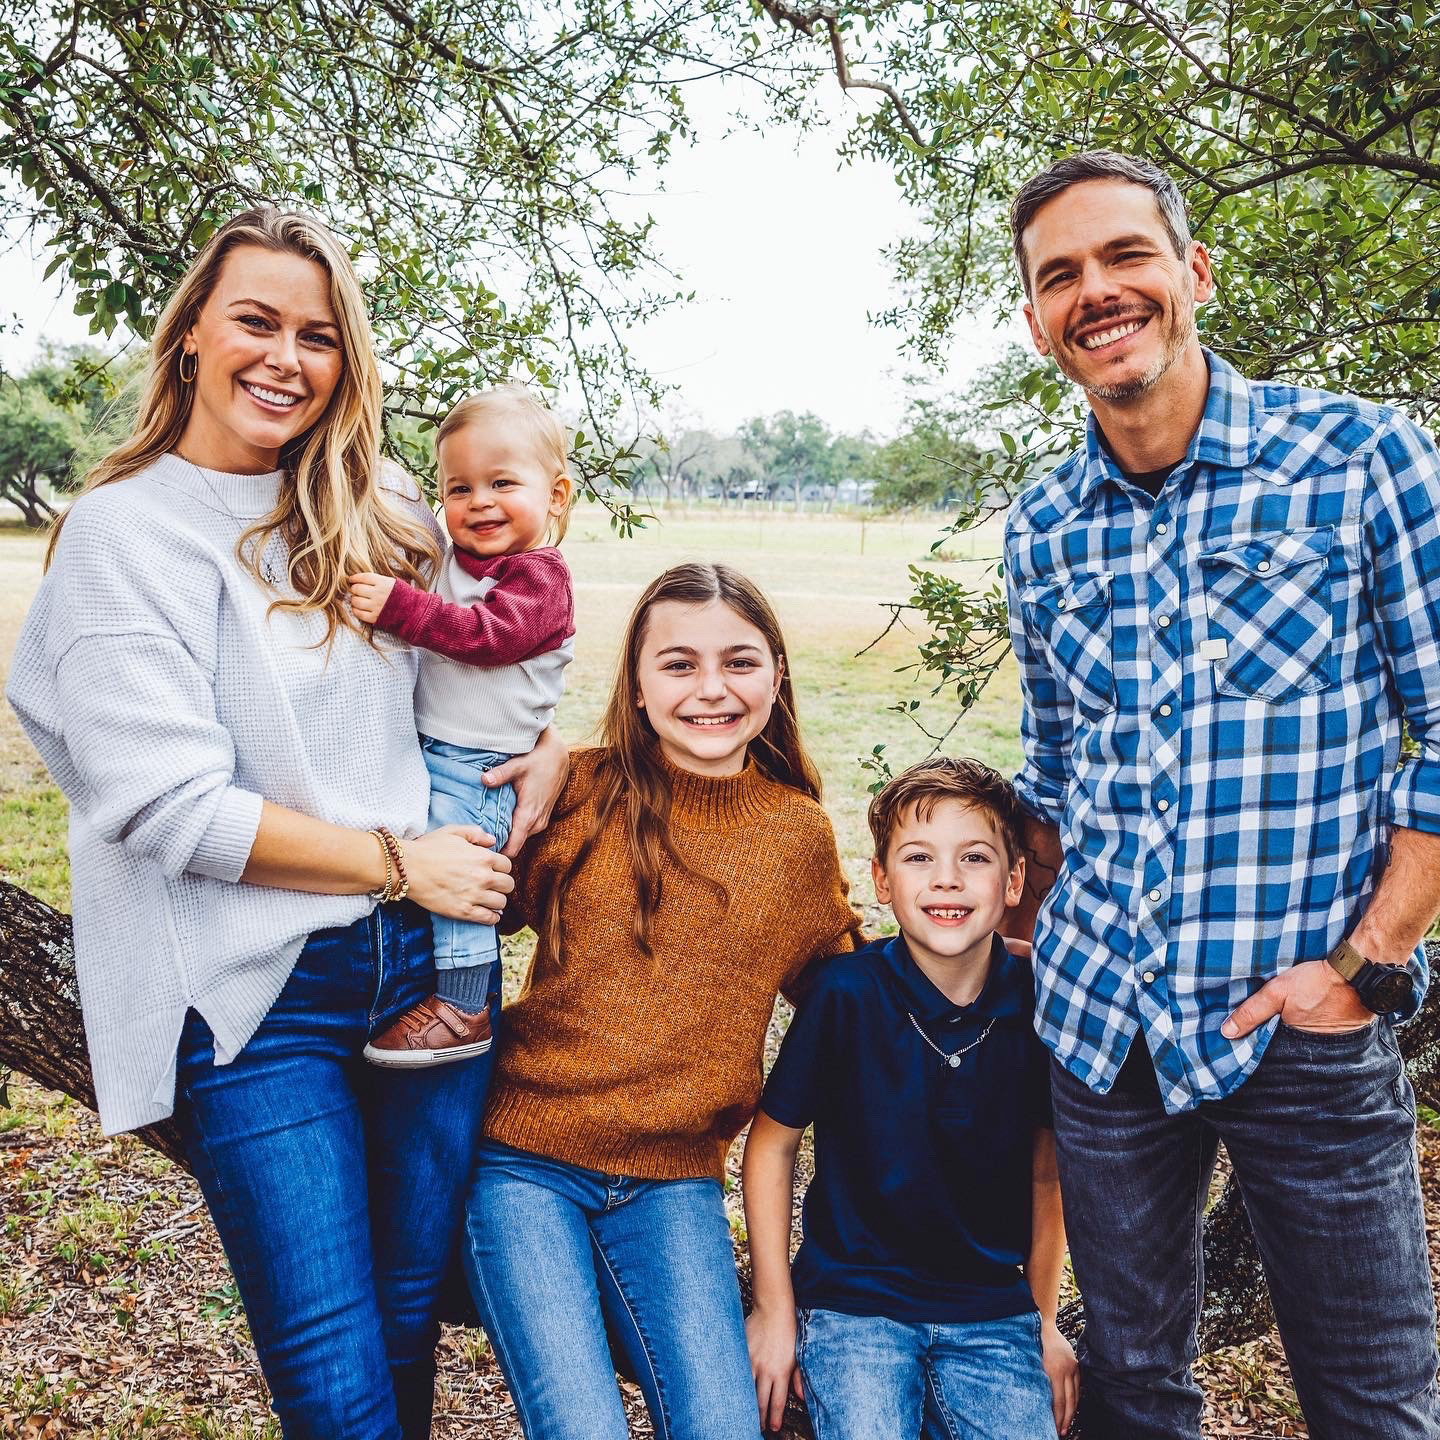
[363,996,493,1068]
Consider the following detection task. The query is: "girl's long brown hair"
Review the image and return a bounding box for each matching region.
[545,562,823,957]
[47,206,439,641]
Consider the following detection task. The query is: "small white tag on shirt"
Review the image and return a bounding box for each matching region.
[1198,637,1228,662]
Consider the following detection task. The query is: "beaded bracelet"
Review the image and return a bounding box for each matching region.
[367,828,394,901]
[378,825,410,902]
[368,825,410,903]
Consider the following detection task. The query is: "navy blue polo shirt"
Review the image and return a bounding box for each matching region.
[760,932,1052,1323]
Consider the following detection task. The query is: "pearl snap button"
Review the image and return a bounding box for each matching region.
[1157,614,1171,628]
[1157,798,1170,812]
[1257,560,1271,572]
[1142,971,1156,984]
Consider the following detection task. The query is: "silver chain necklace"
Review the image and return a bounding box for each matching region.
[907,1012,995,1069]
[179,454,284,588]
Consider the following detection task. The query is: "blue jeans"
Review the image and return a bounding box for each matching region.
[421,735,515,974]
[174,901,496,1439]
[1052,1020,1440,1439]
[796,1307,1055,1440]
[463,1140,759,1440]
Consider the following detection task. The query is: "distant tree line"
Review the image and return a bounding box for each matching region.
[1,349,1002,525]
[626,397,987,515]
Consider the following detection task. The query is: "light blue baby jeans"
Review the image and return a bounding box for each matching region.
[419,735,515,995]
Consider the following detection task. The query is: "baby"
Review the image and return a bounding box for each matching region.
[350,385,574,1067]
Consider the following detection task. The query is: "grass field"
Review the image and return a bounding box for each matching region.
[0,504,1024,912]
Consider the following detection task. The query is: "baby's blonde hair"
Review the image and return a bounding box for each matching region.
[436,384,573,542]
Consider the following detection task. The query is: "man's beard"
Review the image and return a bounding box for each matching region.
[1059,306,1195,402]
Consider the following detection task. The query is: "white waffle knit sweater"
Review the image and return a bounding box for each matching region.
[7,454,438,1134]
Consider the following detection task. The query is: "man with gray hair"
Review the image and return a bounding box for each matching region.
[1003,148,1440,1436]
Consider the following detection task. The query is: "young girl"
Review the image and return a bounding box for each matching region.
[349,386,575,1067]
[463,562,864,1440]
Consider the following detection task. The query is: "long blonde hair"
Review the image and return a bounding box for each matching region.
[544,563,822,957]
[47,207,439,641]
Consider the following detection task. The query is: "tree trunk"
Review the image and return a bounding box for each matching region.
[0,880,187,1165]
[2,878,1437,1438]
[2,471,60,529]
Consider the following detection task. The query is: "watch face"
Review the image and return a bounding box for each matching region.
[1362,965,1415,1014]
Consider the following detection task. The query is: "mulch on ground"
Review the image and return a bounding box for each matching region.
[3,1070,1438,1438]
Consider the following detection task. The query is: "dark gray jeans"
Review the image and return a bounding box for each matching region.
[1051,1020,1440,1439]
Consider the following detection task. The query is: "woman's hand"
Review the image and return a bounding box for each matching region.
[1041,1318,1080,1435]
[746,1304,802,1434]
[404,825,513,921]
[483,726,570,857]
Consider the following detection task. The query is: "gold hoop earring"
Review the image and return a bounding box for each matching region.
[179,352,198,383]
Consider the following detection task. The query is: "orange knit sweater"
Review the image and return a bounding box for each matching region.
[484,747,863,1181]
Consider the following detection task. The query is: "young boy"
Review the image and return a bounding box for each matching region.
[744,757,1078,1438]
[348,385,574,1067]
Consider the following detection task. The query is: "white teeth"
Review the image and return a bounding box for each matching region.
[926,907,971,919]
[1081,319,1146,350]
[243,382,300,406]
[683,716,735,726]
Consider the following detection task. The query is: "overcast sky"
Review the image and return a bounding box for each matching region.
[0,90,1026,438]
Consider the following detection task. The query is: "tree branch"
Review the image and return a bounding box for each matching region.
[752,0,930,153]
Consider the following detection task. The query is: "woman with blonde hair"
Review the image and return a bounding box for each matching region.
[8,206,568,1437]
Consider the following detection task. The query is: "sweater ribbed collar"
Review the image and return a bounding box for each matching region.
[154,452,285,518]
[659,749,781,830]
[450,545,561,581]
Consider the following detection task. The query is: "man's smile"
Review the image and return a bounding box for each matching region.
[1069,310,1153,352]
[1079,316,1150,351]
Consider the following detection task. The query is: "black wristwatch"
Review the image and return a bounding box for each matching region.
[1326,938,1415,1014]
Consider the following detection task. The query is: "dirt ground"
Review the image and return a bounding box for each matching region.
[7,1067,1440,1437]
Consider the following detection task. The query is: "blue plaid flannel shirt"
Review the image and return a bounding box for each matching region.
[1005,350,1440,1113]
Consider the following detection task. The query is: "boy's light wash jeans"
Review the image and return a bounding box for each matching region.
[796,1306,1055,1440]
[463,1139,760,1440]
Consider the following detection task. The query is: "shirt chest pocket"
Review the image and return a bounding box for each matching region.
[1019,572,1117,722]
[1199,527,1336,703]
